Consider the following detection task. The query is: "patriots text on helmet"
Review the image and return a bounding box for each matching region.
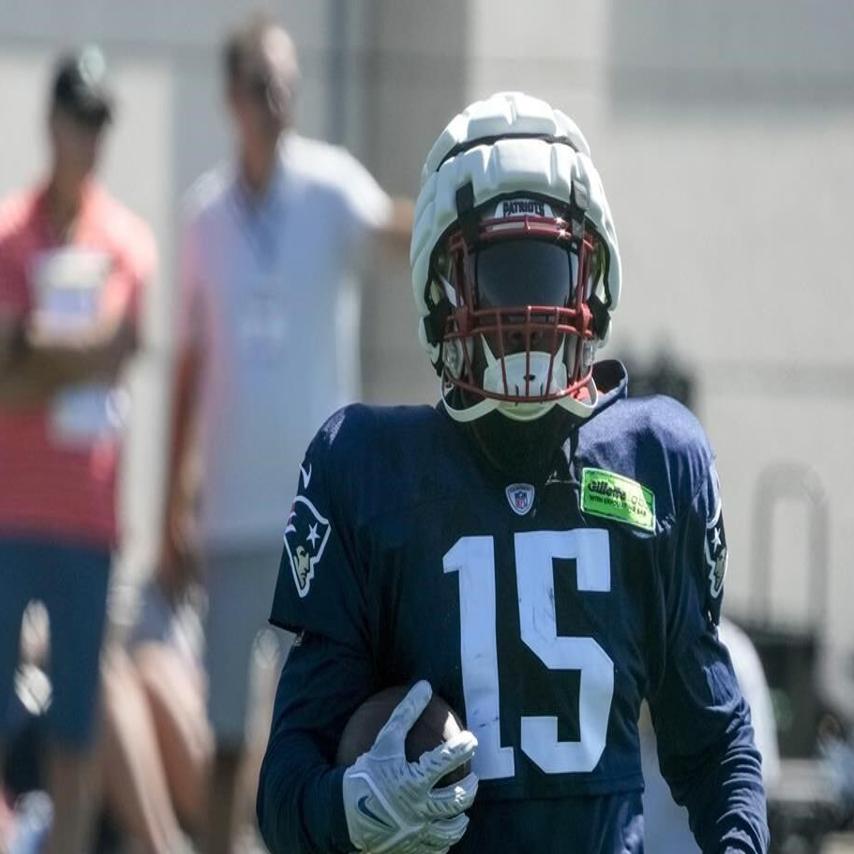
[500,199,546,217]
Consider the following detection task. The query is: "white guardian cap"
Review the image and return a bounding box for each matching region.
[410,91,621,423]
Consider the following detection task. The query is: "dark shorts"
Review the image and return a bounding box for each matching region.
[0,538,110,749]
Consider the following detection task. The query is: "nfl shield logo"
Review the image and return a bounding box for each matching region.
[506,483,536,516]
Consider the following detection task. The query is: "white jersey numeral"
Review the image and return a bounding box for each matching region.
[443,537,517,779]
[444,529,614,780]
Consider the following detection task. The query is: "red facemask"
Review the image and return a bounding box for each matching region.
[432,198,605,420]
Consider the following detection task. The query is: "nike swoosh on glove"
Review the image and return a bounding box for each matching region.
[342,680,479,853]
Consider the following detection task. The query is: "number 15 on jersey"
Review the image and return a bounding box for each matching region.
[444,529,614,780]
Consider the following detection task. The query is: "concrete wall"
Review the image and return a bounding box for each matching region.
[351,0,469,405]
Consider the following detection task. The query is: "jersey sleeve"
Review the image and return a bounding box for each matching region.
[649,459,741,746]
[269,424,370,652]
[719,619,781,787]
[674,456,729,635]
[257,631,375,853]
[649,457,769,853]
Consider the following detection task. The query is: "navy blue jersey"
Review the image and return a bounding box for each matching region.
[258,361,767,853]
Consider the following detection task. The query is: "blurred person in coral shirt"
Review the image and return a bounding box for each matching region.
[0,47,155,854]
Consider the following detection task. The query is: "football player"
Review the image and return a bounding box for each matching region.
[257,92,768,853]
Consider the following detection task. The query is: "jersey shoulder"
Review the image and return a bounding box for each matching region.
[274,403,457,639]
[577,394,714,526]
[305,402,462,522]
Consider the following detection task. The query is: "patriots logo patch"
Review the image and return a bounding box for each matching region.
[704,469,728,601]
[284,496,331,598]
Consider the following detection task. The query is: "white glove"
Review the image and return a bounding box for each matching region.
[342,681,479,853]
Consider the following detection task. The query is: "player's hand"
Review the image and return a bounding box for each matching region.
[342,680,479,853]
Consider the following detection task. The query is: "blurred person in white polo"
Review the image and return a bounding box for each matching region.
[161,13,412,854]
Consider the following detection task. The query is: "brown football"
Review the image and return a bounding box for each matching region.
[335,686,470,786]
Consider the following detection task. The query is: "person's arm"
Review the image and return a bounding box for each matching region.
[0,212,151,409]
[258,423,376,852]
[649,464,769,853]
[336,150,413,261]
[377,196,414,256]
[159,338,203,593]
[258,414,478,854]
[257,631,374,853]
[719,619,781,789]
[0,313,136,408]
[651,634,767,853]
[258,632,477,854]
[159,220,207,595]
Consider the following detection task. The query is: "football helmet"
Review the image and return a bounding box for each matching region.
[411,92,621,423]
